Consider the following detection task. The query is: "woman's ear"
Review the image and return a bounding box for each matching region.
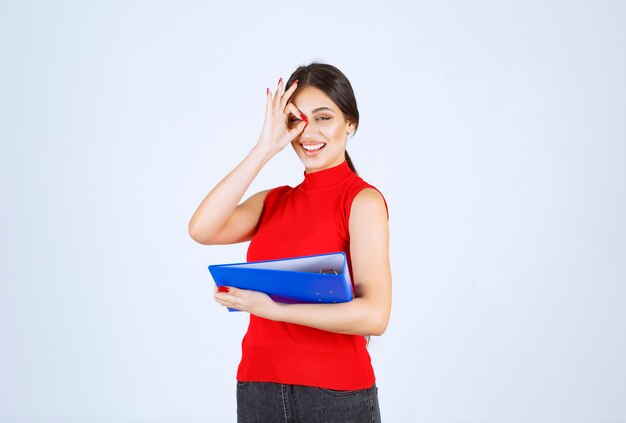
[346,120,356,136]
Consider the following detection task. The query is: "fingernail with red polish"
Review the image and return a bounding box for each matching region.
[291,79,299,87]
[266,88,270,95]
[218,286,230,293]
[300,113,308,123]
[278,77,283,84]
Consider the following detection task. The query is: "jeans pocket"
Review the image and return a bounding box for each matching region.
[318,387,366,397]
[236,380,249,389]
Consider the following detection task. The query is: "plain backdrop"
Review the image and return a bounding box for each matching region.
[1,1,625,422]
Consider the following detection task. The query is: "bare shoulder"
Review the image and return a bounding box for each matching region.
[350,188,388,221]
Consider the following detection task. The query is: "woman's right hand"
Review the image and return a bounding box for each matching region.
[189,78,306,246]
[255,78,307,157]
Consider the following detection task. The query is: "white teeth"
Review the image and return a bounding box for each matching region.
[302,143,325,151]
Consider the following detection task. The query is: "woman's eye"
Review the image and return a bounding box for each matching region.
[316,116,331,121]
[288,117,301,122]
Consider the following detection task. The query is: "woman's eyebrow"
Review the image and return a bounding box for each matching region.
[311,106,335,113]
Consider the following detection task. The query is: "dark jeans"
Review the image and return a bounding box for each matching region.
[236,380,381,423]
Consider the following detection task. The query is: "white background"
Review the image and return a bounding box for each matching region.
[1,1,625,422]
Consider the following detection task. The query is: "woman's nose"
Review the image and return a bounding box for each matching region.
[300,118,316,136]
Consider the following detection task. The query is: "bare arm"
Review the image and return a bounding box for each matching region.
[187,147,272,245]
[188,78,306,245]
[214,188,392,336]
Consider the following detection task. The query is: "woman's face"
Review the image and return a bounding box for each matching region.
[288,86,355,174]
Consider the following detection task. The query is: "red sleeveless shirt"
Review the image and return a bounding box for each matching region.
[236,160,388,390]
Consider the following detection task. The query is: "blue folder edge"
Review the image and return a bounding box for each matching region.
[208,251,353,312]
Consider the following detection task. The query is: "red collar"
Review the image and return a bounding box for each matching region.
[300,160,354,191]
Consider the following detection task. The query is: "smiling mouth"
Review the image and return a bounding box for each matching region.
[301,143,326,152]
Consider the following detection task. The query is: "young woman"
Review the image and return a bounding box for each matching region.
[189,63,391,423]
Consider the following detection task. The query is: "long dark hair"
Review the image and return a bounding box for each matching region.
[286,63,359,174]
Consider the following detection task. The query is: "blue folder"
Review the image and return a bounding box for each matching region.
[208,252,354,312]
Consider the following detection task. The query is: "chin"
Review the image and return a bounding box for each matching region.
[301,155,344,173]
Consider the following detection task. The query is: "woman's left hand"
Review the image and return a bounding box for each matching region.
[214,286,277,318]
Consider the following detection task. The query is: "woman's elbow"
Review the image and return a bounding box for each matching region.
[370,317,389,336]
[364,307,390,336]
[188,222,214,245]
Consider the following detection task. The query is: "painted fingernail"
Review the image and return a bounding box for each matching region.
[278,77,283,84]
[291,79,299,87]
[266,88,270,95]
[218,286,230,293]
[300,113,308,123]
